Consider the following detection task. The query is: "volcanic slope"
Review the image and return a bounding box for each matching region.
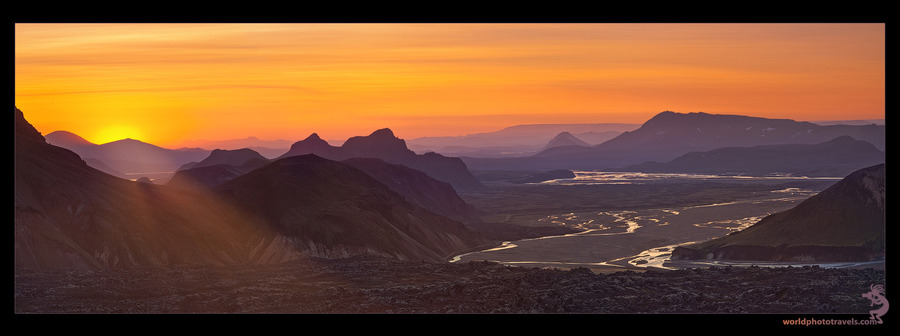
[15,107,296,270]
[213,154,488,261]
[167,148,270,189]
[168,152,485,227]
[671,163,885,262]
[16,107,487,269]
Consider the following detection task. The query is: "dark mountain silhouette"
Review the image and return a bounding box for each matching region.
[213,154,487,261]
[177,136,294,158]
[167,163,257,189]
[15,107,295,270]
[45,130,210,174]
[168,154,485,226]
[462,111,885,171]
[622,136,884,177]
[541,132,591,151]
[279,128,482,190]
[16,107,488,269]
[282,133,343,158]
[45,131,126,178]
[671,163,885,262]
[342,158,484,224]
[44,130,95,146]
[168,148,270,189]
[177,148,269,171]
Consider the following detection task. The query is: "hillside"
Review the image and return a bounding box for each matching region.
[15,107,295,270]
[622,136,884,177]
[670,163,885,262]
[16,107,487,269]
[214,154,488,261]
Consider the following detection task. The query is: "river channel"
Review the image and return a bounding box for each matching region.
[453,172,847,273]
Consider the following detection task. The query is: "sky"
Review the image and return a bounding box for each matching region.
[15,23,885,148]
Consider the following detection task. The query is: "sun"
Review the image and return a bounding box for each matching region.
[92,125,144,144]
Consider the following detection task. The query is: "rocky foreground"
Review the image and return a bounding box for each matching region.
[14,256,886,314]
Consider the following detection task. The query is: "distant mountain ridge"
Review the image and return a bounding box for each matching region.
[462,111,886,171]
[622,135,884,177]
[407,123,638,158]
[176,136,295,159]
[671,163,885,262]
[45,130,210,175]
[279,128,482,190]
[541,132,591,151]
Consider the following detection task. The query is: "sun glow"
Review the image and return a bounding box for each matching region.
[93,125,144,144]
[15,23,885,146]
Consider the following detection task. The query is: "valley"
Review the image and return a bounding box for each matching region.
[14,108,886,315]
[455,173,842,273]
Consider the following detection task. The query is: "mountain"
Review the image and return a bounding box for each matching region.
[622,136,885,177]
[462,111,886,171]
[541,132,591,151]
[16,107,487,269]
[44,130,95,146]
[213,154,488,262]
[45,130,210,175]
[342,158,484,224]
[168,148,270,189]
[15,107,298,270]
[670,163,885,262]
[168,153,484,226]
[177,136,295,158]
[279,128,482,190]
[407,123,638,158]
[177,148,269,171]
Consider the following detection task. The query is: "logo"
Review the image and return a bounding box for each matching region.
[862,284,889,324]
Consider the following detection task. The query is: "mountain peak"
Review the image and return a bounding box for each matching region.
[368,128,397,139]
[543,131,591,149]
[304,133,324,141]
[45,130,95,146]
[343,128,407,153]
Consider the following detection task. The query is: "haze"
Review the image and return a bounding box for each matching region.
[15,23,884,147]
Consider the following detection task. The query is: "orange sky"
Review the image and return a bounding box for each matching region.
[15,23,885,148]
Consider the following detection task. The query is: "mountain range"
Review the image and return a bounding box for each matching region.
[167,148,484,225]
[45,130,210,179]
[670,163,885,262]
[15,107,487,270]
[406,123,639,158]
[621,135,885,177]
[176,136,295,158]
[213,154,486,261]
[462,111,886,172]
[278,128,483,190]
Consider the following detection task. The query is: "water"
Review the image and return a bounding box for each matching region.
[453,171,846,270]
[537,171,842,186]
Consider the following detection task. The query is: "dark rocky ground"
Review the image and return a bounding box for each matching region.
[14,255,886,316]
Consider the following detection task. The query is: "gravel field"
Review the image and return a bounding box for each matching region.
[14,256,886,315]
